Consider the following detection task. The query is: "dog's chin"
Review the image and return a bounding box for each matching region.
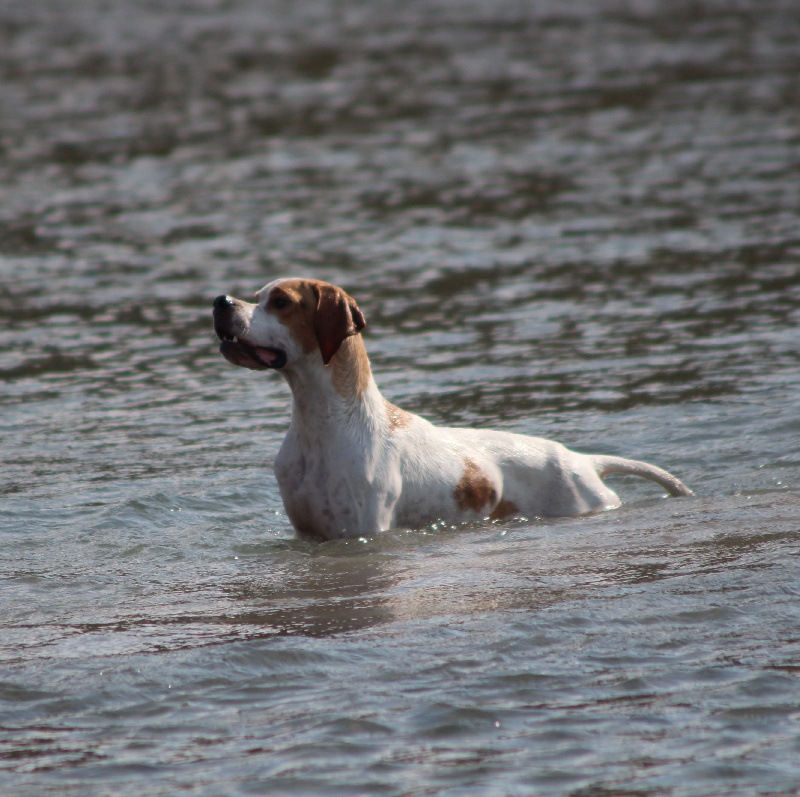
[219,340,287,371]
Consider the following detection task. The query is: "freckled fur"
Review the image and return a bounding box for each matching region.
[213,278,693,540]
[384,399,413,432]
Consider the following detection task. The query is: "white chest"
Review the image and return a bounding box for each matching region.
[273,430,384,539]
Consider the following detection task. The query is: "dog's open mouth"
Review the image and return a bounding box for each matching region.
[218,338,287,370]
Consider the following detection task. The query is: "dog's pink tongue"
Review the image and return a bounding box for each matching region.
[254,348,281,366]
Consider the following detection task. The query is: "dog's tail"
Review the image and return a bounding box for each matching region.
[591,455,694,497]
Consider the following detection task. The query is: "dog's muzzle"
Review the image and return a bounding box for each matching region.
[213,295,287,370]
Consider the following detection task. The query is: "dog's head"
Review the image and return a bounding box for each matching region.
[213,278,366,371]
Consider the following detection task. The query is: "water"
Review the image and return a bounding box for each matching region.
[2,0,800,794]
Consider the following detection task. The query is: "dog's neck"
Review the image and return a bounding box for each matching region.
[281,335,381,437]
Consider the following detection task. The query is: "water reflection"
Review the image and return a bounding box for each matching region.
[221,543,400,637]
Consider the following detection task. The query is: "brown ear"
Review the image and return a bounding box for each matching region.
[312,284,366,365]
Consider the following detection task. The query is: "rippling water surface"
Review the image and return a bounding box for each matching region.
[2,0,800,794]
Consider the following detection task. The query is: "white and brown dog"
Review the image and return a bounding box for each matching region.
[213,278,692,540]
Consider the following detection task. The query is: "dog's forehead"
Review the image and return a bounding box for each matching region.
[255,278,288,302]
[256,277,333,304]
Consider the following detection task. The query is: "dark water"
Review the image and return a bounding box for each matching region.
[2,0,800,794]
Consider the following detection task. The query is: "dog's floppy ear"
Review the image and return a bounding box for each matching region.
[312,283,366,365]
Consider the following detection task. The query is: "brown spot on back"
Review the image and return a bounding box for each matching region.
[454,457,498,514]
[489,499,518,520]
[384,399,413,432]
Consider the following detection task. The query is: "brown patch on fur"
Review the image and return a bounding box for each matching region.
[312,282,366,365]
[454,458,497,514]
[265,280,319,354]
[266,279,366,366]
[330,335,372,399]
[384,399,413,432]
[489,499,518,520]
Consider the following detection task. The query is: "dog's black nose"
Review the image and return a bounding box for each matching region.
[213,295,233,311]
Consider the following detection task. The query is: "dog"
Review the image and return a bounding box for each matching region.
[213,278,693,540]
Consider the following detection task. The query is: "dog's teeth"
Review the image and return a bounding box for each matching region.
[232,336,239,343]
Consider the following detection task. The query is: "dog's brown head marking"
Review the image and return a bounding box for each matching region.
[454,457,498,513]
[312,282,366,365]
[265,279,366,366]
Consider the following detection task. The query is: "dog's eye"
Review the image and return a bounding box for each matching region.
[270,296,290,309]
